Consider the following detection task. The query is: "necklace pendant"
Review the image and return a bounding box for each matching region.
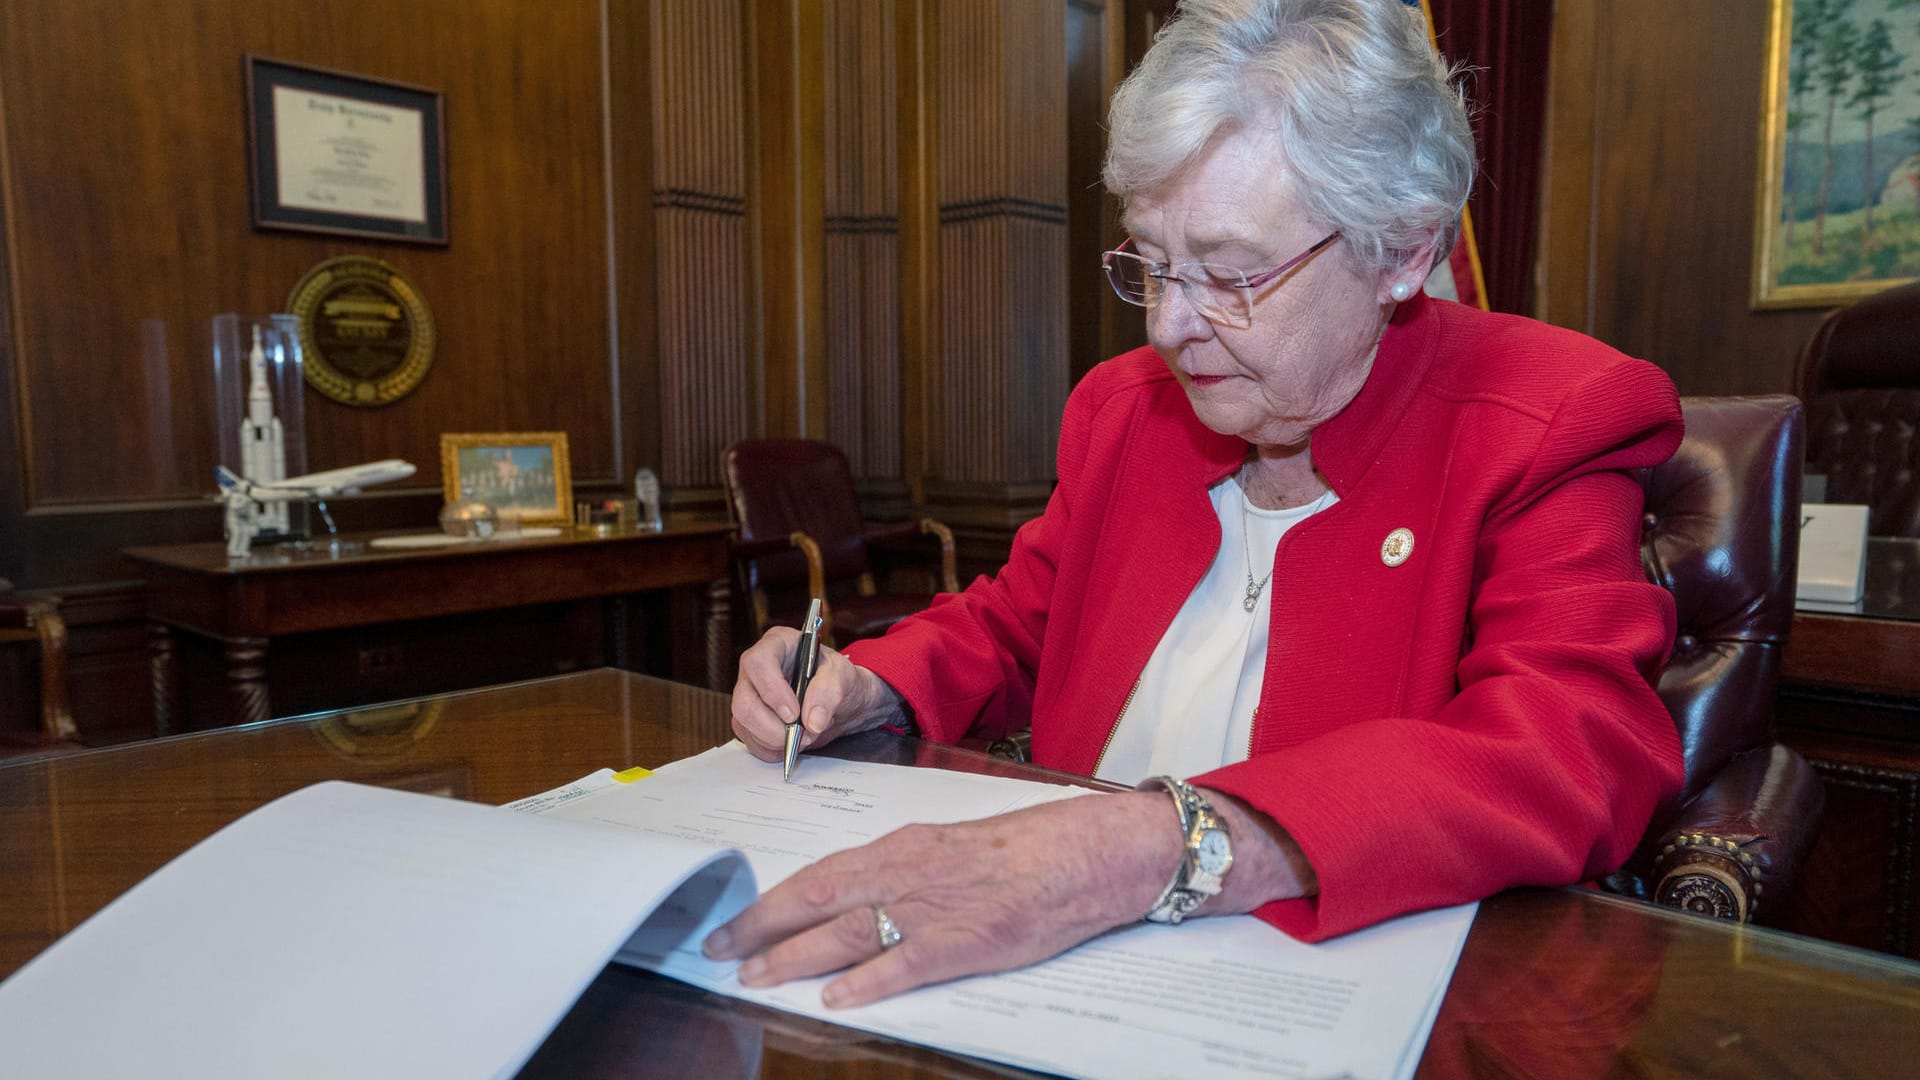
[1242,579,1261,612]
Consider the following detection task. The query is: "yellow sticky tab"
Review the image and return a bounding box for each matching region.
[612,767,651,783]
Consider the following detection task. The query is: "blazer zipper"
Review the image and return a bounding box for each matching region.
[1091,678,1141,779]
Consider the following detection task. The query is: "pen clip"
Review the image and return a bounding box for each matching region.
[791,597,825,697]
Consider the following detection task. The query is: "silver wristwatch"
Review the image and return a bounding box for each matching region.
[1141,776,1233,924]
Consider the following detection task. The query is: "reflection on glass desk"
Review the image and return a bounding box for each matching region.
[2,670,1918,1077]
[1786,537,1920,696]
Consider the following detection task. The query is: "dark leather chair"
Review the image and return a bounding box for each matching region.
[1604,395,1824,923]
[1795,280,1920,537]
[722,439,959,647]
[0,579,79,753]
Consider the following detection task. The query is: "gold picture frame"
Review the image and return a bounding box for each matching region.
[1752,0,1920,309]
[438,431,573,526]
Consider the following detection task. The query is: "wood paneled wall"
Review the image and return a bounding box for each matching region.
[934,1,1070,490]
[649,0,753,496]
[0,0,621,585]
[1539,0,1833,392]
[0,0,1122,736]
[823,0,904,503]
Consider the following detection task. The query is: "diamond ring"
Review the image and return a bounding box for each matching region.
[873,905,903,950]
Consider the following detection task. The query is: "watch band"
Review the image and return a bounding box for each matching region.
[1140,776,1232,924]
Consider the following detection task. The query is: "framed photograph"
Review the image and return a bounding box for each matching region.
[439,432,573,526]
[1753,0,1920,309]
[246,55,448,245]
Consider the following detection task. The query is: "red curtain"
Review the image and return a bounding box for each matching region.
[1426,0,1555,315]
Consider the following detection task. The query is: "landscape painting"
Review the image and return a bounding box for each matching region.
[1755,0,1920,308]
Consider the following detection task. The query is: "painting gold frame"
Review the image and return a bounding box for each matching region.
[1752,0,1920,309]
[438,431,573,527]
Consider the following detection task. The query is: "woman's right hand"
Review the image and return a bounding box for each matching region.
[730,627,906,761]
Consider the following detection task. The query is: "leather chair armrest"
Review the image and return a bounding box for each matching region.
[1646,744,1825,923]
[728,532,830,635]
[786,531,827,606]
[864,519,959,593]
[0,590,77,743]
[730,532,827,595]
[729,534,800,561]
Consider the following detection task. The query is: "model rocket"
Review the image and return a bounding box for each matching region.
[238,325,289,535]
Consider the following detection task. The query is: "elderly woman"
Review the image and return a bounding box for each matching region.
[705,0,1683,1008]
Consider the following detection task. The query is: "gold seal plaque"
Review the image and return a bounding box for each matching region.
[286,255,436,406]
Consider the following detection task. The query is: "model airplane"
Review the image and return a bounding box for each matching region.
[217,460,416,557]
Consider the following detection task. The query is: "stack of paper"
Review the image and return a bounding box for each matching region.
[1798,502,1870,607]
[0,744,1475,1079]
[543,745,1476,1080]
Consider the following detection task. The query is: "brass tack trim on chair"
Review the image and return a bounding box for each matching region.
[1654,831,1763,922]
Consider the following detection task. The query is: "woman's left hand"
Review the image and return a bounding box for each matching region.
[701,790,1182,1007]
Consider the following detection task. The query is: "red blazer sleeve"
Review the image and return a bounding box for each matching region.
[841,371,1104,744]
[1196,360,1685,940]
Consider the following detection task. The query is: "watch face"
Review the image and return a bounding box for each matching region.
[1196,829,1232,874]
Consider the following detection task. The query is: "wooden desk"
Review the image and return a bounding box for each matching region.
[2,670,1917,1077]
[125,523,731,731]
[1784,537,1920,697]
[1774,538,1920,959]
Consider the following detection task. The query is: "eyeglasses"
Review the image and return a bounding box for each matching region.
[1101,232,1341,329]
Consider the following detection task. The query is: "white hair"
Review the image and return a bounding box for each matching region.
[1103,0,1475,276]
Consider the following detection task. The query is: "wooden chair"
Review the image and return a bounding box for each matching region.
[0,580,79,753]
[722,439,959,647]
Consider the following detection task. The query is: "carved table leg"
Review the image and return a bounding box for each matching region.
[149,622,182,737]
[705,577,733,692]
[224,637,271,726]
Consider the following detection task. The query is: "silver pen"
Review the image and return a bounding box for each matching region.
[783,598,825,782]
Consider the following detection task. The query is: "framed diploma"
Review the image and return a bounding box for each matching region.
[246,56,448,245]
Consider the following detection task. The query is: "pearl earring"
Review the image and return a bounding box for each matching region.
[1390,282,1414,302]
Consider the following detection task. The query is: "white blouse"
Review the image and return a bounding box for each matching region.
[1092,475,1336,786]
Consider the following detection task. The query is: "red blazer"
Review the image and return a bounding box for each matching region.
[845,294,1686,940]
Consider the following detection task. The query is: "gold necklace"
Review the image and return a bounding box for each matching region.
[1239,486,1331,613]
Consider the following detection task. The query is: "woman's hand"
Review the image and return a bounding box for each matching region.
[701,791,1182,1007]
[730,627,906,760]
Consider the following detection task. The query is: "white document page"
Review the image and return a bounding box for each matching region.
[540,744,1477,1080]
[272,86,427,223]
[1797,502,1870,605]
[500,765,622,813]
[0,781,756,1080]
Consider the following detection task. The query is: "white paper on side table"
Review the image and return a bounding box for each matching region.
[1797,502,1870,605]
[0,744,1476,1080]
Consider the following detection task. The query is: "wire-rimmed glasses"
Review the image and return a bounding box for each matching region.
[1101,232,1341,329]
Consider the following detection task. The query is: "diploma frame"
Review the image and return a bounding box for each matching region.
[245,55,449,245]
